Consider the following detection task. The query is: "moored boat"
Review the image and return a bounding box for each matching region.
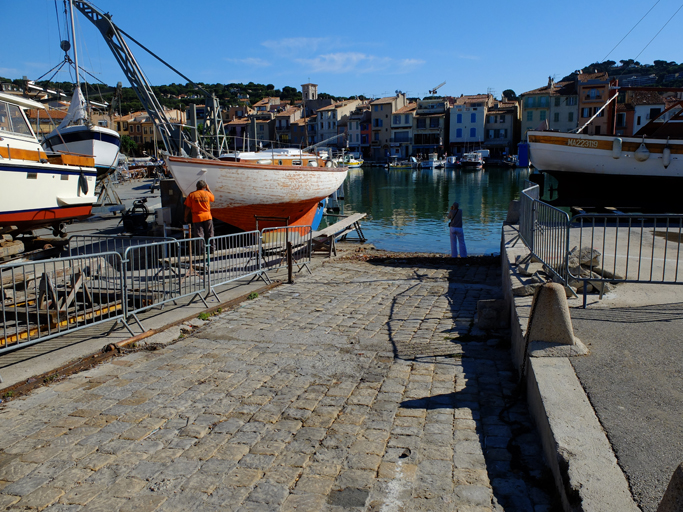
[0,92,97,235]
[528,100,683,208]
[460,152,484,170]
[165,154,348,232]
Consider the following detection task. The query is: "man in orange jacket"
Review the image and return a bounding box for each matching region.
[184,180,215,243]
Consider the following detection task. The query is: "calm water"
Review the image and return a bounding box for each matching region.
[334,165,531,255]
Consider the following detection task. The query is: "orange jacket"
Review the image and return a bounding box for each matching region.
[184,189,215,222]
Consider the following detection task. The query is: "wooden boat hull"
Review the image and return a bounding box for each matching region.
[528,130,683,209]
[166,155,348,231]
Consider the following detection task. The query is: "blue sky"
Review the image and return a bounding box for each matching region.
[3,0,682,99]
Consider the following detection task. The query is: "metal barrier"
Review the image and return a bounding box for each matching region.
[261,225,312,274]
[570,214,683,305]
[122,238,207,332]
[0,252,125,354]
[519,181,539,252]
[207,231,265,300]
[519,182,570,283]
[68,235,175,257]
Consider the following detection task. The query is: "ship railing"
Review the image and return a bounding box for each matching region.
[569,214,683,307]
[0,252,125,355]
[260,226,312,275]
[67,234,175,258]
[519,181,571,285]
[206,231,267,300]
[122,238,208,333]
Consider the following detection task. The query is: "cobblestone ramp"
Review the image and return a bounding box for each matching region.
[0,259,559,511]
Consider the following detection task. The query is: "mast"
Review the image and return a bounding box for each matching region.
[68,0,81,88]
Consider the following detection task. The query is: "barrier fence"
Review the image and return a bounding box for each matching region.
[518,183,683,306]
[0,252,125,355]
[261,226,312,274]
[207,231,262,300]
[570,213,683,291]
[0,225,313,352]
[68,235,175,257]
[519,182,570,283]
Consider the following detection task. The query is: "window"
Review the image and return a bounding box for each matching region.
[380,105,384,110]
[616,113,626,127]
[417,118,426,129]
[567,97,577,106]
[405,114,410,124]
[581,107,590,118]
[393,115,400,124]
[590,89,597,99]
[143,127,148,134]
[259,125,264,131]
[553,113,559,122]
[470,113,476,123]
[525,97,535,108]
[539,97,549,107]
[649,108,662,120]
[373,119,383,128]
[456,128,462,138]
[470,128,476,138]
[488,115,495,124]
[554,97,561,107]
[568,112,574,122]
[526,111,533,121]
[637,116,641,125]
[488,129,495,139]
[374,132,379,141]
[429,118,439,128]
[328,122,331,129]
[6,104,32,136]
[374,105,378,112]
[499,115,505,123]
[456,113,462,124]
[540,111,547,121]
[136,125,141,132]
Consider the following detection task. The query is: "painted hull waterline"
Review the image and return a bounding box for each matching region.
[528,131,683,209]
[166,156,348,231]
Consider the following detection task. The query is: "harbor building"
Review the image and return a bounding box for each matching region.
[483,97,520,158]
[316,99,361,149]
[275,106,302,145]
[347,105,371,158]
[370,93,408,162]
[520,77,579,136]
[577,71,613,136]
[449,94,493,155]
[413,97,448,157]
[390,102,417,159]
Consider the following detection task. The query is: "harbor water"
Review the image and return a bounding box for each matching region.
[335,166,531,255]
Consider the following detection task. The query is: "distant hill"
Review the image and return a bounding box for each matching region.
[0,76,349,114]
[560,59,683,87]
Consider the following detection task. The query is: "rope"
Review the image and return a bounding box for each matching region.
[633,2,683,63]
[600,0,661,62]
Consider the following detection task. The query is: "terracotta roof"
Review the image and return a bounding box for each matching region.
[227,119,249,126]
[26,108,67,120]
[394,103,417,114]
[276,107,300,117]
[578,72,609,82]
[370,96,397,105]
[521,81,575,97]
[629,91,665,106]
[454,94,489,105]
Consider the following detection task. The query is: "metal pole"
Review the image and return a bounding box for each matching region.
[287,241,293,284]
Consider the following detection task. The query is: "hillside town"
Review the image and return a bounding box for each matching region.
[4,66,683,163]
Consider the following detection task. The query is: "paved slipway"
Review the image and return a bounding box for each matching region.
[0,257,560,511]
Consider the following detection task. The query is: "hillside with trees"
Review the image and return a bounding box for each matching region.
[561,59,683,87]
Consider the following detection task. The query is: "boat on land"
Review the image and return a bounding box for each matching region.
[0,92,97,235]
[528,100,683,209]
[42,88,121,180]
[166,150,348,232]
[460,152,484,170]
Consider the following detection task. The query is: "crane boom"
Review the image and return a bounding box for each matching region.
[70,1,227,156]
[429,81,446,95]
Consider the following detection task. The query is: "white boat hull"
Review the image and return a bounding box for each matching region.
[166,156,348,230]
[44,124,121,178]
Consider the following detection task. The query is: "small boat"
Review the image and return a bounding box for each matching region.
[419,153,440,169]
[42,88,121,180]
[387,156,417,170]
[166,151,348,232]
[0,92,97,236]
[445,156,458,169]
[460,152,484,170]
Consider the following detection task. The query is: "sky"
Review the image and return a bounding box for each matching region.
[3,0,683,100]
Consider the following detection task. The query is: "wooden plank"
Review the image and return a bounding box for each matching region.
[312,213,366,238]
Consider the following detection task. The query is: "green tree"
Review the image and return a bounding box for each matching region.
[502,89,517,100]
[120,135,137,156]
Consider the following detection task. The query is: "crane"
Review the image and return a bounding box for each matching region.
[69,0,227,157]
[429,81,446,95]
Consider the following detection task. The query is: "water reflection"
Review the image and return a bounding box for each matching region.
[339,166,530,255]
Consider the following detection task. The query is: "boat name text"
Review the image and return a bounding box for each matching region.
[566,139,598,148]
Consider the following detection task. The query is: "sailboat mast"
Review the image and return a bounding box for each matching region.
[68,0,81,87]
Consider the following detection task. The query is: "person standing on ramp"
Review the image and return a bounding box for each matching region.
[184,180,215,244]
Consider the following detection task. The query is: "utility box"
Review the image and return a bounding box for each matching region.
[160,179,185,227]
[155,207,172,226]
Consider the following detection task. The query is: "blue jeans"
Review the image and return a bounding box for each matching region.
[450,227,467,257]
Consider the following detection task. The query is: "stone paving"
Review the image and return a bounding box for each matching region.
[0,258,559,511]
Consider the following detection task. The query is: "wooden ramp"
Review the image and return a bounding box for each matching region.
[312,213,367,257]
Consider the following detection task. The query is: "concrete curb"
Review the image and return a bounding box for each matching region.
[501,224,638,512]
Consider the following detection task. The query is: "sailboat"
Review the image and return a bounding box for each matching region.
[42,0,121,180]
